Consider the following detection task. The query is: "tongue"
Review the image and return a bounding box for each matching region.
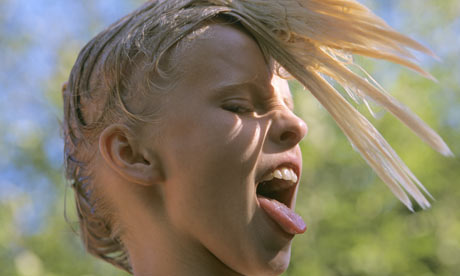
[258,196,306,235]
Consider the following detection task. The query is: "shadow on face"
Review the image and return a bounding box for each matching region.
[108,23,307,276]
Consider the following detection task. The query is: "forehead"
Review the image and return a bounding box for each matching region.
[173,23,292,101]
[179,23,269,81]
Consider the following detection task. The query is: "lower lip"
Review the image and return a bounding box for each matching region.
[257,196,307,236]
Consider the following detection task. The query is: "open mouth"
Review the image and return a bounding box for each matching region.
[255,166,306,235]
[256,167,298,208]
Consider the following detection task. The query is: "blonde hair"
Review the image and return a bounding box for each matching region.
[63,0,451,272]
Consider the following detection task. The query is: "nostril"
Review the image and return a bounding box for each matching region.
[280,131,297,142]
[279,117,307,144]
[270,110,308,148]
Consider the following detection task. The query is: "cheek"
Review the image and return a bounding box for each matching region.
[167,109,264,178]
[162,109,266,221]
[160,107,284,271]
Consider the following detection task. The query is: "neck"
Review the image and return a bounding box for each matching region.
[107,176,245,276]
[122,217,244,276]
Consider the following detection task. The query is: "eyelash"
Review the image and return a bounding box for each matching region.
[222,101,254,114]
[222,99,293,114]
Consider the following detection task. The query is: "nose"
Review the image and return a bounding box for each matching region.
[269,108,308,149]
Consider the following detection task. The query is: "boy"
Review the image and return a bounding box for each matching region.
[63,0,450,275]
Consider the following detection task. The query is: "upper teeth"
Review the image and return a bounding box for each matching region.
[261,167,298,183]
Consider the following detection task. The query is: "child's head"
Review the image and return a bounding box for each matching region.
[63,0,450,274]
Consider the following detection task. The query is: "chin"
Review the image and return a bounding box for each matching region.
[266,255,291,276]
[242,244,292,276]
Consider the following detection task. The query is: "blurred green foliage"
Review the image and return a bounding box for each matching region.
[1,0,459,275]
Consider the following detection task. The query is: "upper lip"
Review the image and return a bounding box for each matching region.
[256,156,301,185]
[256,162,300,185]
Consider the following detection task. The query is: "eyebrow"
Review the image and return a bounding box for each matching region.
[210,81,269,97]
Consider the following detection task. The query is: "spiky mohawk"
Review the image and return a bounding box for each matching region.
[131,0,452,210]
[207,0,452,210]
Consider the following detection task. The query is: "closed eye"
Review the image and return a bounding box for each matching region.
[223,104,253,114]
[222,100,254,114]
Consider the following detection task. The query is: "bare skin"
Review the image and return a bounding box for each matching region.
[96,24,308,276]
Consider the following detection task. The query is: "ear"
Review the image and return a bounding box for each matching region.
[99,124,163,186]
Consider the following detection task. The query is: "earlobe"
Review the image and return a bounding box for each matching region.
[99,124,164,186]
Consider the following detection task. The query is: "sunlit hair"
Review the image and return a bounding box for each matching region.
[63,0,451,272]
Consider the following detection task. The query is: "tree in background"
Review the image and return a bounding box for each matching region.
[0,0,458,275]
